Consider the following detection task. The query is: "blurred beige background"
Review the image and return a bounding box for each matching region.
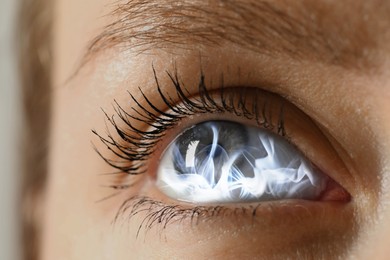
[0,0,22,259]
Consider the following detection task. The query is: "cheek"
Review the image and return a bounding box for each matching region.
[42,77,122,259]
[347,81,390,258]
[44,50,163,259]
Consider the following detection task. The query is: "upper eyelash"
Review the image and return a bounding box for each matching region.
[92,66,285,177]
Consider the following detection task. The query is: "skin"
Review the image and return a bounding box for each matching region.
[44,0,390,259]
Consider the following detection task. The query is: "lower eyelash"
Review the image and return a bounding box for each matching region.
[113,196,262,238]
[92,66,285,177]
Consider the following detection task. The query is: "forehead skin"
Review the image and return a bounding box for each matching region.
[55,0,390,84]
[46,0,390,259]
[86,0,388,70]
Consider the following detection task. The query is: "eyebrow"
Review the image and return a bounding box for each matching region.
[84,0,385,71]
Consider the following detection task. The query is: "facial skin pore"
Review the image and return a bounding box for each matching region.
[44,0,390,259]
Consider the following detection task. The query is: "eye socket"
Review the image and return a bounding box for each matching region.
[94,69,355,258]
[156,120,329,204]
[94,79,351,206]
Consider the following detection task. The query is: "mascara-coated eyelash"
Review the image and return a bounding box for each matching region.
[93,68,286,177]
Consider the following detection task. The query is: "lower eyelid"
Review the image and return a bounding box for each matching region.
[113,194,355,257]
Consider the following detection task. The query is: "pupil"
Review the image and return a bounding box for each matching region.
[195,144,229,185]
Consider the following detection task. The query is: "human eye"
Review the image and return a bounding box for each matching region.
[157,120,328,204]
[93,66,352,257]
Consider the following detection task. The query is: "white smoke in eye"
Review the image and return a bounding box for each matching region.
[156,123,328,204]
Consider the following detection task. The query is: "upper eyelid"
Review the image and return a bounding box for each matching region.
[93,66,359,204]
[92,68,288,176]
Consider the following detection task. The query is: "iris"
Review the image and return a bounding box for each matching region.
[156,121,328,204]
